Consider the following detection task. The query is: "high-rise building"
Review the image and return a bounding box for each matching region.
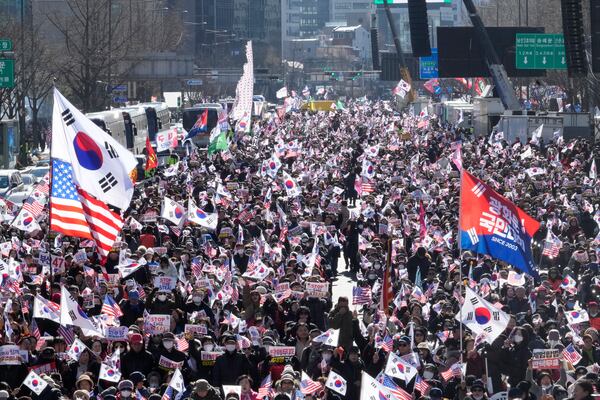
[282,0,330,59]
[233,0,281,69]
[194,0,235,64]
[330,0,373,27]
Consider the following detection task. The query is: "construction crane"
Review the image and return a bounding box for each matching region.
[381,0,522,111]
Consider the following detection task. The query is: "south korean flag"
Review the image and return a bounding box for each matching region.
[456,286,509,344]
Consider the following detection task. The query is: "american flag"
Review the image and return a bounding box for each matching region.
[161,386,174,400]
[170,227,181,237]
[352,286,372,305]
[542,233,562,258]
[381,335,394,352]
[135,390,147,400]
[22,196,45,217]
[381,254,394,314]
[440,363,463,381]
[382,375,412,400]
[50,159,123,257]
[101,295,123,318]
[414,375,431,394]
[562,343,582,365]
[300,372,322,395]
[257,374,273,399]
[30,319,41,340]
[191,257,203,277]
[362,178,376,194]
[57,325,75,346]
[176,335,189,352]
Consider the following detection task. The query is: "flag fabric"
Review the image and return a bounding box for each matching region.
[385,352,418,382]
[168,368,185,393]
[451,141,463,170]
[99,363,122,382]
[276,87,288,99]
[325,371,347,395]
[30,318,41,340]
[312,328,339,347]
[11,209,41,233]
[381,335,394,352]
[459,170,540,276]
[456,287,509,344]
[590,159,597,180]
[57,325,75,345]
[33,295,61,322]
[352,286,372,305]
[231,41,254,121]
[186,110,208,139]
[282,172,301,197]
[419,201,427,240]
[562,344,582,365]
[361,159,375,179]
[101,294,123,318]
[60,285,102,336]
[265,155,282,179]
[50,159,124,257]
[362,178,376,194]
[52,88,137,210]
[565,309,589,325]
[207,132,230,155]
[414,375,431,394]
[161,197,186,226]
[176,335,189,352]
[23,370,48,395]
[161,386,174,400]
[257,374,273,399]
[381,254,394,314]
[187,199,218,230]
[382,375,413,400]
[542,231,562,259]
[440,363,463,381]
[300,372,322,395]
[530,124,544,146]
[66,338,88,361]
[145,137,158,171]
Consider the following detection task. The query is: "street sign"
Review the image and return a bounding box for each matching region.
[0,39,12,51]
[113,96,128,103]
[0,59,14,88]
[111,84,127,92]
[515,33,567,70]
[419,48,438,79]
[186,79,203,86]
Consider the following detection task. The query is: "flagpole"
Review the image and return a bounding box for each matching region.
[457,166,465,383]
[48,85,55,298]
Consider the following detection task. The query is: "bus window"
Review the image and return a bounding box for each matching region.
[122,112,135,149]
[145,108,158,141]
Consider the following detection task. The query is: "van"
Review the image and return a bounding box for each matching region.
[0,170,24,197]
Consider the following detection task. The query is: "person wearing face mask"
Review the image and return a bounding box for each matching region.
[233,243,249,274]
[154,332,187,378]
[121,333,156,378]
[499,327,532,387]
[588,302,600,331]
[525,363,567,399]
[119,290,146,328]
[188,336,218,383]
[184,290,215,323]
[212,336,252,387]
[117,380,134,400]
[463,380,488,400]
[329,346,363,400]
[146,288,176,315]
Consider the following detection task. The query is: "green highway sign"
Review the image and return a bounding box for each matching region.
[0,39,12,51]
[0,59,14,88]
[515,33,567,70]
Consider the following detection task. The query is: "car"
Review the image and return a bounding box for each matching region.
[24,166,49,183]
[0,170,25,198]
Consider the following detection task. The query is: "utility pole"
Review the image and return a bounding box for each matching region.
[381,0,414,102]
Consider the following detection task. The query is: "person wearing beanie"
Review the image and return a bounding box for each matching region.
[190,379,221,400]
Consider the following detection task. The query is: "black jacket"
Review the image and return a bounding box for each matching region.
[212,351,252,387]
[121,348,156,378]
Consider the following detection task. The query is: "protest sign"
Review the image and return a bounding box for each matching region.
[531,349,560,369]
[144,314,171,334]
[306,282,329,298]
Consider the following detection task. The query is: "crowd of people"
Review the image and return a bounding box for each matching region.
[0,99,598,400]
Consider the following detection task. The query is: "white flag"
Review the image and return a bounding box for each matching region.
[163,162,180,177]
[60,285,103,336]
[23,370,48,395]
[11,209,41,233]
[156,131,173,152]
[276,87,288,99]
[161,197,186,226]
[281,172,301,198]
[325,371,347,395]
[52,88,137,210]
[168,368,185,393]
[187,199,218,230]
[360,372,390,400]
[99,363,122,382]
[33,295,61,323]
[565,309,589,325]
[530,124,544,146]
[66,338,88,361]
[590,159,597,180]
[385,351,418,382]
[312,328,339,347]
[265,154,282,179]
[456,286,509,344]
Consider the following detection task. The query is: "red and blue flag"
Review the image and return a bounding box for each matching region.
[459,170,540,276]
[186,110,208,139]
